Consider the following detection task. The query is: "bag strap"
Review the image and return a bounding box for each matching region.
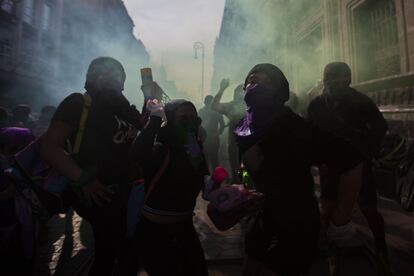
[144,149,170,202]
[73,93,92,154]
[378,135,406,162]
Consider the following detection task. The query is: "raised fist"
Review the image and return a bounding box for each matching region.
[220,78,230,91]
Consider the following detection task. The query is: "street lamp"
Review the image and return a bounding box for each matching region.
[193,41,205,102]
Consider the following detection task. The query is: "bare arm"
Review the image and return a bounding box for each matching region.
[212,79,230,114]
[41,120,81,181]
[218,114,225,134]
[130,99,165,163]
[42,119,113,206]
[130,116,162,163]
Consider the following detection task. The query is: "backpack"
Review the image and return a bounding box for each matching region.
[3,93,92,216]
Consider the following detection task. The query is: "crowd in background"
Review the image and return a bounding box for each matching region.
[0,56,399,276]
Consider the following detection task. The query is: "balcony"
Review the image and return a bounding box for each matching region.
[353,73,414,106]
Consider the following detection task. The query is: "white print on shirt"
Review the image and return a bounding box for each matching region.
[112,115,137,144]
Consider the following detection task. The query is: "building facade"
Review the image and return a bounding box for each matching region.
[0,0,149,109]
[213,0,414,129]
[0,0,64,107]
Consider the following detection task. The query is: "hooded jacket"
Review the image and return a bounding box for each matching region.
[131,100,209,213]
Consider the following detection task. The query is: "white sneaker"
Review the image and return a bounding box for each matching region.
[326,221,362,248]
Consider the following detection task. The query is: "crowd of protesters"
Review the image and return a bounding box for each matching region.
[0,56,392,276]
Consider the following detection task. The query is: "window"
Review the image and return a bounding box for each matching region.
[370,1,400,77]
[295,26,323,93]
[42,3,51,30]
[354,0,400,82]
[0,39,12,66]
[1,0,14,13]
[22,0,35,24]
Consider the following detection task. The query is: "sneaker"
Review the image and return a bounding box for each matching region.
[326,221,363,248]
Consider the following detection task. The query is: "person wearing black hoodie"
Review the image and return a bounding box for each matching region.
[235,64,364,275]
[41,57,142,276]
[307,62,388,269]
[131,99,210,276]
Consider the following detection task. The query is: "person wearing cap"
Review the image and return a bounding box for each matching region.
[131,98,214,276]
[41,57,142,275]
[307,62,388,269]
[235,63,364,275]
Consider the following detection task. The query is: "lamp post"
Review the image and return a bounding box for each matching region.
[193,41,205,102]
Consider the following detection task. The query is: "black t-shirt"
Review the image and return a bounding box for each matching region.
[307,87,388,158]
[131,117,209,213]
[241,109,363,223]
[240,109,364,273]
[52,93,140,186]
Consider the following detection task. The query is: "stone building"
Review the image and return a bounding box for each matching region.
[212,0,414,130]
[281,0,414,102]
[0,0,65,107]
[0,0,149,109]
[60,0,149,106]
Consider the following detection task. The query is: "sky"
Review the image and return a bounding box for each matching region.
[123,0,225,104]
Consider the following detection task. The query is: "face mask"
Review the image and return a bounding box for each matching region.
[244,83,277,108]
[87,69,124,96]
[172,118,197,145]
[97,76,123,93]
[177,119,197,133]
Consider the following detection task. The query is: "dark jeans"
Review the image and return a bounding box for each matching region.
[73,191,128,276]
[138,217,208,276]
[245,212,320,275]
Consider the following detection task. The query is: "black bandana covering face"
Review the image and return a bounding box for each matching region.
[85,57,127,107]
[183,130,204,170]
[162,100,205,170]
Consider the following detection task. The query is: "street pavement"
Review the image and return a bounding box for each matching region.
[33,197,243,276]
[33,194,413,275]
[33,209,93,276]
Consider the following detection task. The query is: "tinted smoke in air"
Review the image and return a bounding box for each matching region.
[123,0,227,107]
[212,0,328,99]
[1,0,149,111]
[57,1,150,108]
